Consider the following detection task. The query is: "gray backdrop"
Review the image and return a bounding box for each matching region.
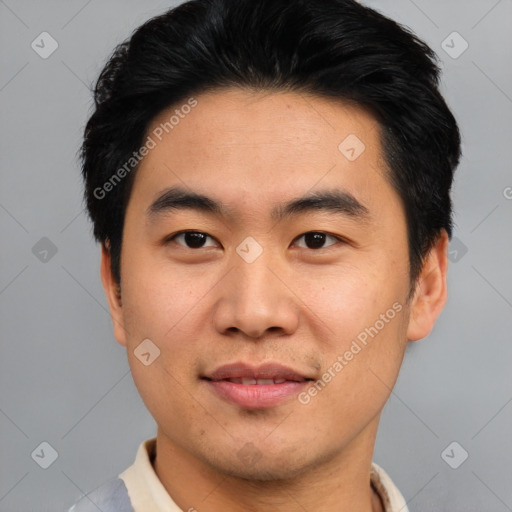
[1,0,511,511]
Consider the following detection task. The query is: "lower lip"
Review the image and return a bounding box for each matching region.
[204,379,309,409]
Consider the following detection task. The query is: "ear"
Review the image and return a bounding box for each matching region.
[406,229,449,342]
[100,242,127,347]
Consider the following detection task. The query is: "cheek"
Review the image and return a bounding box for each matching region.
[119,261,211,423]
[121,253,214,342]
[296,261,396,339]
[296,262,408,401]
[299,307,408,440]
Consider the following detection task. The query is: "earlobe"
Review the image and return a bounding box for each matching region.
[406,230,449,342]
[100,242,127,347]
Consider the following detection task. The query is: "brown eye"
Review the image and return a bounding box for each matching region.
[294,232,340,249]
[169,231,218,249]
[167,231,341,251]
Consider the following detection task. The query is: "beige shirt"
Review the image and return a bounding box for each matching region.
[119,438,409,512]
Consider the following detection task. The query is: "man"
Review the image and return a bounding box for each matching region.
[69,0,461,510]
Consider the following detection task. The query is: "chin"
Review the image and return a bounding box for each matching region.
[214,460,308,482]
[199,444,321,482]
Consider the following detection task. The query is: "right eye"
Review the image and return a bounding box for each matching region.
[165,231,220,249]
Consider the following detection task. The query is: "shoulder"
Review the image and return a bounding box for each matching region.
[67,476,134,512]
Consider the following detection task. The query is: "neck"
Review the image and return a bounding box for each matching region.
[153,418,385,512]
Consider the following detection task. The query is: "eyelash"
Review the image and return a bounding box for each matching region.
[165,230,345,250]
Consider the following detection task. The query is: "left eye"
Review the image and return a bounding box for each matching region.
[167,231,340,250]
[293,231,340,249]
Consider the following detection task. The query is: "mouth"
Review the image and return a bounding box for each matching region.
[203,361,313,382]
[204,377,301,385]
[202,362,314,409]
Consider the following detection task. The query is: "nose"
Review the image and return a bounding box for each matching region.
[211,246,300,339]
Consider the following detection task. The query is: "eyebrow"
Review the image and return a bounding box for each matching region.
[147,185,370,223]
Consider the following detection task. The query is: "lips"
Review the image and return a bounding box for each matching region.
[203,362,312,383]
[202,362,313,409]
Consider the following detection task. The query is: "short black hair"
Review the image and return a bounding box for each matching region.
[81,0,461,290]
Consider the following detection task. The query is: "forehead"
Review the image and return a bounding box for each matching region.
[148,87,382,155]
[131,87,398,221]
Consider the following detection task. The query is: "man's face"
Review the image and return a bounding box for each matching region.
[109,88,416,479]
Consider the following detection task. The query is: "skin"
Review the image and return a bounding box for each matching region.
[100,88,448,512]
